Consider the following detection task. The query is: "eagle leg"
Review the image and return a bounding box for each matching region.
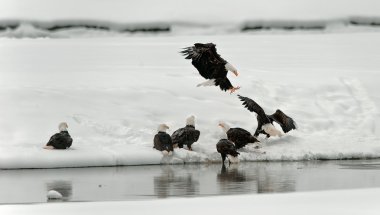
[187,144,193,151]
[229,86,241,94]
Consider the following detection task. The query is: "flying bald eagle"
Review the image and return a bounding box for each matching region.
[171,115,200,151]
[238,95,297,138]
[216,139,240,164]
[218,121,260,149]
[181,43,240,93]
[43,122,73,150]
[154,124,173,156]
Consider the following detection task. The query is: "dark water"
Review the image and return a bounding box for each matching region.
[1,160,380,204]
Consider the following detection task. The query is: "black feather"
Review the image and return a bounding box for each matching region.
[268,109,297,133]
[181,43,233,91]
[154,132,173,152]
[46,131,73,149]
[216,139,240,163]
[226,127,259,149]
[238,95,297,137]
[237,95,271,124]
[171,125,200,150]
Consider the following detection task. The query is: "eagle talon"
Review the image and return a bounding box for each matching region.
[229,86,240,94]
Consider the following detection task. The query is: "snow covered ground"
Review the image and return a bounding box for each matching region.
[1,188,379,215]
[0,32,379,169]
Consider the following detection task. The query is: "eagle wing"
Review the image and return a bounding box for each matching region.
[193,129,200,142]
[153,134,163,150]
[217,139,240,157]
[47,133,61,145]
[232,127,251,136]
[171,128,200,143]
[268,109,297,133]
[181,43,228,80]
[227,127,251,142]
[47,132,71,149]
[171,128,186,144]
[237,95,271,124]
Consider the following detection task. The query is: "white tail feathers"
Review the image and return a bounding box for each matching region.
[162,150,173,156]
[197,79,216,87]
[262,123,283,137]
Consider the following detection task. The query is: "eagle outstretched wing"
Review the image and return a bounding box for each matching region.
[181,43,228,80]
[268,109,297,133]
[237,95,271,124]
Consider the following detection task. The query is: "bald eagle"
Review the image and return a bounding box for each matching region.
[181,43,240,93]
[216,139,240,164]
[171,115,200,151]
[218,121,260,149]
[154,124,173,156]
[43,122,73,150]
[238,95,297,138]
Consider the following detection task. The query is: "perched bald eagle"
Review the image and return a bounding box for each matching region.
[238,95,297,138]
[181,43,240,93]
[43,122,73,150]
[171,115,200,151]
[218,121,260,149]
[216,139,240,164]
[154,124,173,156]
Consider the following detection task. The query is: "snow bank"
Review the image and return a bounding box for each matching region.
[1,16,380,38]
[0,34,379,169]
[1,188,379,215]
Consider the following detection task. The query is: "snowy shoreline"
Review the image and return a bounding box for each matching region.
[1,33,379,169]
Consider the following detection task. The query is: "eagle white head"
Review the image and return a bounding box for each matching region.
[186,115,195,126]
[58,122,68,132]
[157,124,169,132]
[218,121,230,133]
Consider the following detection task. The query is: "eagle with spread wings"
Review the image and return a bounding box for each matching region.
[238,95,297,138]
[181,43,240,93]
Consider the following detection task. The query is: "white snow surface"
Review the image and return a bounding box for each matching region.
[0,33,379,169]
[1,188,379,215]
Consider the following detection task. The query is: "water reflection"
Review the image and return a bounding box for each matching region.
[154,165,199,198]
[1,160,380,204]
[217,163,296,194]
[46,180,73,202]
[217,164,256,195]
[256,163,296,193]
